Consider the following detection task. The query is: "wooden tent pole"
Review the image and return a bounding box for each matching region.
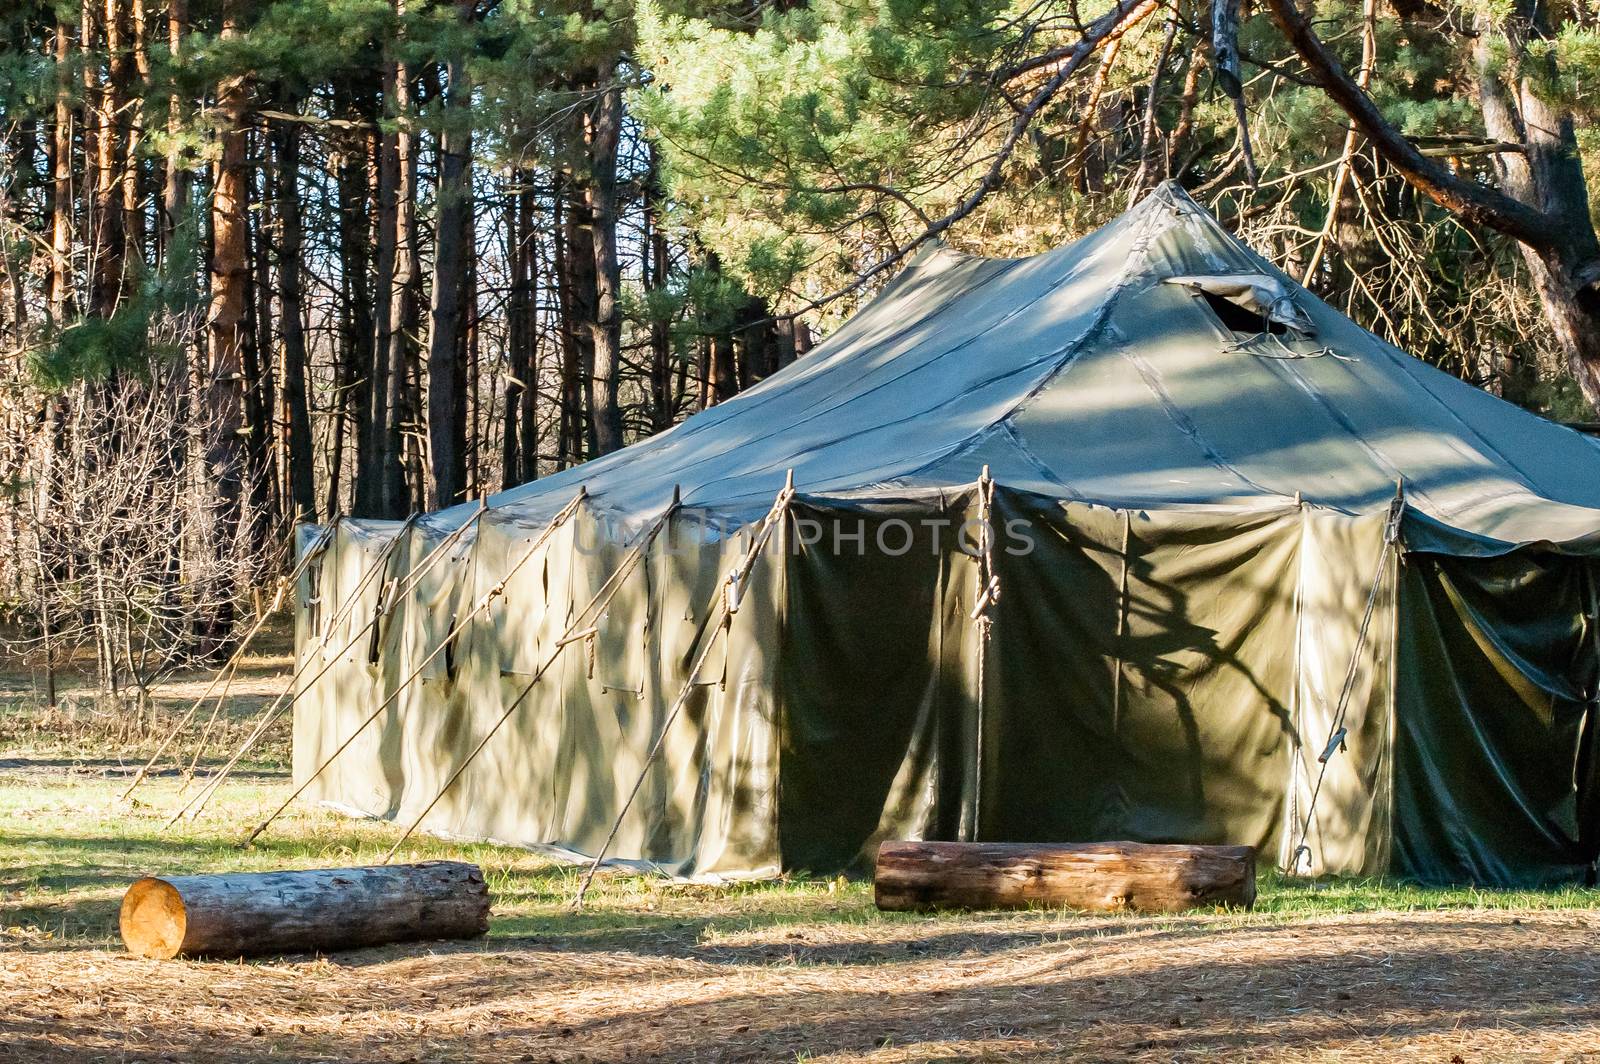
[119,519,340,803]
[379,498,682,864]
[969,466,998,837]
[570,474,795,908]
[161,504,482,829]
[243,491,587,846]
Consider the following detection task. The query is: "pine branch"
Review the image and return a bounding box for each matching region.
[1262,0,1559,251]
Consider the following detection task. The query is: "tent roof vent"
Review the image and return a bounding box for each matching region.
[1165,273,1315,338]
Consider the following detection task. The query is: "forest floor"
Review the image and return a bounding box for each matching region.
[3,635,1600,1062]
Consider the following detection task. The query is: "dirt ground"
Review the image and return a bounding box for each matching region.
[4,904,1600,1062]
[3,644,1600,1062]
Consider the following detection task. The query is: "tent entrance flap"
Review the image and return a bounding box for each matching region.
[1392,550,1600,886]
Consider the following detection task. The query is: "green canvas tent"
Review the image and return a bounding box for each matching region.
[293,183,1600,886]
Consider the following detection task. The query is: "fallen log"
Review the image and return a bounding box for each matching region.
[874,840,1255,913]
[119,861,490,959]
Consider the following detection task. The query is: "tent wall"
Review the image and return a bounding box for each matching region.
[293,497,1598,885]
[775,495,983,870]
[772,492,1395,875]
[294,505,786,878]
[986,497,1304,853]
[1392,550,1600,886]
[292,519,416,813]
[1284,509,1397,877]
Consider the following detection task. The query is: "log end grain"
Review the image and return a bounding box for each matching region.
[119,861,490,960]
[120,876,190,960]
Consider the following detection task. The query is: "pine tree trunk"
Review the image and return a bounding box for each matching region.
[461,243,476,496]
[201,0,251,648]
[398,166,426,511]
[711,332,737,404]
[123,0,148,272]
[696,336,710,411]
[736,296,779,389]
[337,79,378,516]
[425,9,474,509]
[701,254,737,407]
[1,123,33,333]
[80,1,98,307]
[379,6,420,518]
[273,120,316,524]
[503,169,536,487]
[371,61,400,515]
[587,80,624,455]
[159,0,188,270]
[554,176,589,469]
[564,170,598,461]
[517,177,539,481]
[501,182,522,485]
[361,118,386,490]
[89,0,127,321]
[643,154,674,432]
[244,143,276,548]
[775,318,809,371]
[49,17,73,322]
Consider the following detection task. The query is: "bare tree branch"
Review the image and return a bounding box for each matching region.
[773,0,1161,321]
[1262,0,1561,251]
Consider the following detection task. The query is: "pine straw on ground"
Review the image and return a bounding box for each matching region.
[2,908,1598,1062]
[3,647,1599,1063]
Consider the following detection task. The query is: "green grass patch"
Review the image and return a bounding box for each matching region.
[0,772,889,952]
[4,772,1599,959]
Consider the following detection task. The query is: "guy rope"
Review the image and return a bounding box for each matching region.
[571,472,796,908]
[242,490,588,845]
[160,502,488,828]
[1290,480,1404,874]
[377,491,685,864]
[119,519,339,803]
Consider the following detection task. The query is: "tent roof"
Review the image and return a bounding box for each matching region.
[427,182,1600,554]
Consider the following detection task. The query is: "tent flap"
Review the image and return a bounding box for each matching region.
[1392,551,1600,886]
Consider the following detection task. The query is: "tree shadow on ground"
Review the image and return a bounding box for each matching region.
[0,757,287,780]
[2,928,1595,1062]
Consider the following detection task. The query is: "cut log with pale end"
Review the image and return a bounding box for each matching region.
[119,861,490,959]
[874,841,1255,913]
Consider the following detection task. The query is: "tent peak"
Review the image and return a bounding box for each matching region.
[915,180,1218,269]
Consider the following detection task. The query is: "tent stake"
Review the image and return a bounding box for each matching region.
[378,495,681,864]
[571,476,796,908]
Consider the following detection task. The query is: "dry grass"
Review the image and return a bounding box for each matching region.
[0,622,296,769]
[3,645,1600,1062]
